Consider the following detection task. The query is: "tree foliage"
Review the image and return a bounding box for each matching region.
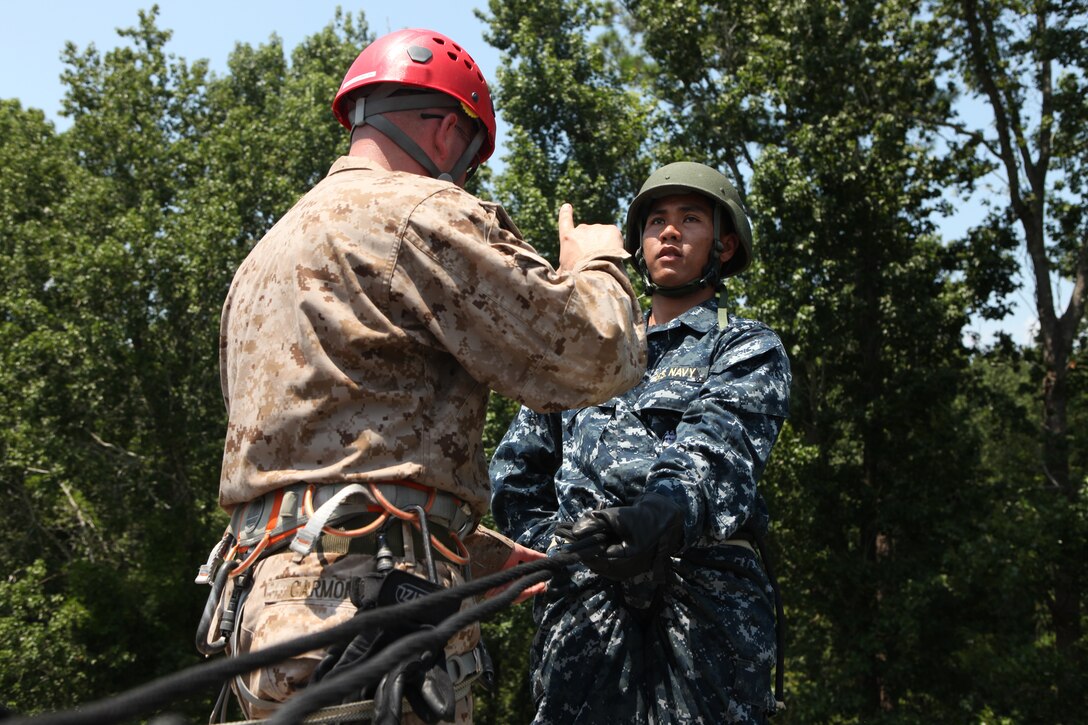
[485,0,1087,722]
[933,3,1088,714]
[480,0,653,254]
[0,6,370,717]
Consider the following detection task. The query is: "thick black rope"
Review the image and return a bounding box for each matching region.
[270,567,553,723]
[6,549,591,725]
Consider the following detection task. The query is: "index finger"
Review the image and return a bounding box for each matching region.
[557,203,574,236]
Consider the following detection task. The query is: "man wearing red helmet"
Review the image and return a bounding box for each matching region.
[202,27,646,723]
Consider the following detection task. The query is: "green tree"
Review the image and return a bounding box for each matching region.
[487,0,1029,721]
[481,0,653,253]
[722,3,986,718]
[935,0,1088,714]
[946,336,1087,723]
[0,6,371,716]
[0,99,109,712]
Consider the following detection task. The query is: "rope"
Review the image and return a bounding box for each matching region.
[269,568,552,723]
[5,547,595,725]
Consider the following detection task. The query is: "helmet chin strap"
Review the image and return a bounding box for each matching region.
[639,242,730,329]
[636,243,722,297]
[350,87,484,182]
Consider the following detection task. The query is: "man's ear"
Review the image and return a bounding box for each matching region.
[719,233,739,263]
[431,111,462,163]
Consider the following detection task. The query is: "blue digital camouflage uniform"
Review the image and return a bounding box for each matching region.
[490,298,791,724]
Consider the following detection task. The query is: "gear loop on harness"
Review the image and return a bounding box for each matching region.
[369,483,470,566]
[230,531,270,578]
[195,558,238,656]
[368,481,436,521]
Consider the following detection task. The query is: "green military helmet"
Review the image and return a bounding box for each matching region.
[625,162,753,282]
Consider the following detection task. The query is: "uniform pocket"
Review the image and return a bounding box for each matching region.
[731,656,775,714]
[634,376,703,444]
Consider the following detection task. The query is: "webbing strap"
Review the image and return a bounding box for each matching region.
[231,670,272,713]
[724,537,754,554]
[224,644,484,723]
[290,484,371,560]
[366,114,444,179]
[220,676,478,725]
[349,89,481,182]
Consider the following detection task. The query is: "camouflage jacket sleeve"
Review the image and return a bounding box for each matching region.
[398,188,647,412]
[645,321,791,547]
[488,405,563,553]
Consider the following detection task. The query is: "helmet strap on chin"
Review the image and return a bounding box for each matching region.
[350,87,484,182]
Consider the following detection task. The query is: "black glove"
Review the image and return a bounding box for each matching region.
[372,631,455,724]
[558,492,685,581]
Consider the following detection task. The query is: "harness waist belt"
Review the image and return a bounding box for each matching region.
[229,481,476,551]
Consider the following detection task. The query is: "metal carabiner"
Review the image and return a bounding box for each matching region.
[195,559,238,656]
[405,503,438,584]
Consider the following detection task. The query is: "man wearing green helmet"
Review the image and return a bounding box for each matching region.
[490,162,791,722]
[628,160,754,297]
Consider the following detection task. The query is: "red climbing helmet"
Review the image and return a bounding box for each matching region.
[333,28,497,168]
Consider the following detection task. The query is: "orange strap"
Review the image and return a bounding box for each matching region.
[229,482,471,573]
[228,532,270,577]
[368,483,469,565]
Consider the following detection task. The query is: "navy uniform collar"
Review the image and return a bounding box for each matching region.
[646,298,723,334]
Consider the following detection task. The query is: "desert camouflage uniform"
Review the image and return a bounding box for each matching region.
[490,299,790,724]
[216,157,646,719]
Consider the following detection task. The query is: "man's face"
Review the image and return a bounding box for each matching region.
[641,192,724,288]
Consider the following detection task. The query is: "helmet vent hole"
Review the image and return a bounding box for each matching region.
[433,37,446,45]
[447,51,459,61]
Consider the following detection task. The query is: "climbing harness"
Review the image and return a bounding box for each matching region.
[195,480,476,662]
[194,480,480,722]
[197,481,474,585]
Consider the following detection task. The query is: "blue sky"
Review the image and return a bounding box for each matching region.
[1,1,1037,344]
[0,1,502,133]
